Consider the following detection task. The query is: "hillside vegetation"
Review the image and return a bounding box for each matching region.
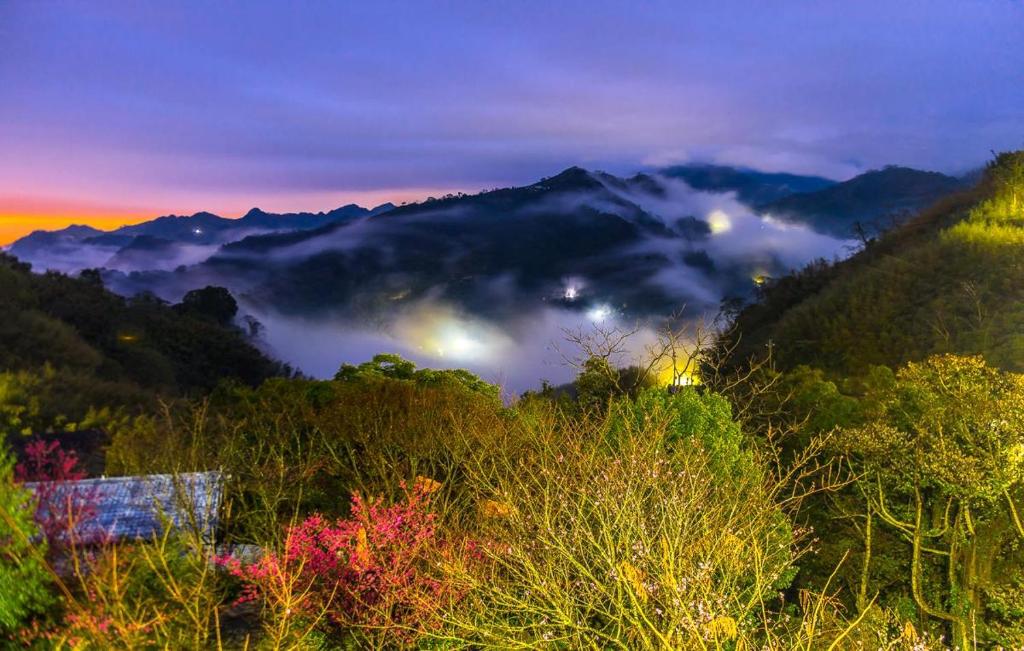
[2,153,1023,649]
[760,165,966,237]
[0,254,287,432]
[721,152,1024,375]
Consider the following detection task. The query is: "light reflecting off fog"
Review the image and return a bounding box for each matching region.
[707,210,732,234]
[248,302,670,398]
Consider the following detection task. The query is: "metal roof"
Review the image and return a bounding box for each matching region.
[24,471,223,545]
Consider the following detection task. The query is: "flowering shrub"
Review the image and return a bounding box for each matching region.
[219,480,467,647]
[14,439,98,551]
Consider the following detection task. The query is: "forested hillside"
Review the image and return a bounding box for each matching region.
[759,165,966,237]
[720,151,1024,375]
[706,151,1024,648]
[0,253,287,433]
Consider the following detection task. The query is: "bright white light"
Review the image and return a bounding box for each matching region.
[564,285,578,301]
[707,210,732,234]
[192,227,203,235]
[587,304,612,322]
[447,332,480,357]
[433,324,485,361]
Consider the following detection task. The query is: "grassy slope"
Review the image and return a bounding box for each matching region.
[722,153,1024,375]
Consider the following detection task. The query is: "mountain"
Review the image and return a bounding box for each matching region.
[6,202,394,273]
[717,152,1023,376]
[660,163,837,204]
[758,165,967,238]
[96,166,851,326]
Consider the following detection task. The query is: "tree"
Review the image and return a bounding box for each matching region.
[335,354,499,400]
[175,285,238,326]
[839,355,1024,647]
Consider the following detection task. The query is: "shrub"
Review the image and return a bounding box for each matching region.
[0,445,52,637]
[49,529,225,649]
[220,480,467,648]
[15,438,98,553]
[434,390,856,648]
[108,366,508,543]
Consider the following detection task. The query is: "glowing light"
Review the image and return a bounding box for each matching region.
[707,210,732,234]
[564,285,578,301]
[192,227,203,235]
[437,328,482,359]
[396,305,504,363]
[656,362,699,387]
[752,273,769,286]
[587,304,612,321]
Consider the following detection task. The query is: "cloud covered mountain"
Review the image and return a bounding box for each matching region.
[94,167,850,321]
[7,202,395,273]
[5,162,966,391]
[758,166,967,237]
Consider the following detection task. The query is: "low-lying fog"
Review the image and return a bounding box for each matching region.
[238,180,854,395]
[15,173,856,395]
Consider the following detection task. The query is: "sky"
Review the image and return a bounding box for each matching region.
[1,1,1022,244]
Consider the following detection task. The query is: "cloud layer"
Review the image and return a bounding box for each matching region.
[1,0,1021,238]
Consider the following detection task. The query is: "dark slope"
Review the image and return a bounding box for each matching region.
[196,167,688,318]
[660,163,837,204]
[6,203,393,273]
[0,253,287,401]
[759,166,966,238]
[718,152,1024,375]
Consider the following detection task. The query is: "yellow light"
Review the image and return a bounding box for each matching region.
[656,361,699,387]
[397,305,497,363]
[707,210,732,234]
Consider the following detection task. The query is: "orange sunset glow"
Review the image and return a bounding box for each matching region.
[0,197,154,245]
[0,187,462,246]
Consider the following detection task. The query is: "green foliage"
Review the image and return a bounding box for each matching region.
[613,387,754,480]
[573,356,620,410]
[833,355,1024,647]
[174,285,239,326]
[0,366,137,440]
[0,253,287,413]
[0,445,51,636]
[718,149,1024,377]
[335,353,500,401]
[437,390,852,648]
[109,360,507,544]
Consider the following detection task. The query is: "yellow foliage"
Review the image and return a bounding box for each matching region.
[479,499,514,519]
[708,615,739,640]
[413,475,442,494]
[354,526,371,566]
[618,560,647,603]
[901,620,918,642]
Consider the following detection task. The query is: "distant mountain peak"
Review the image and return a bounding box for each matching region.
[759,166,966,237]
[660,163,837,205]
[534,166,602,192]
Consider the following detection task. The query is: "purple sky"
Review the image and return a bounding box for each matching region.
[1,1,1022,239]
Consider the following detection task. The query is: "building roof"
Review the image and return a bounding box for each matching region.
[25,471,223,545]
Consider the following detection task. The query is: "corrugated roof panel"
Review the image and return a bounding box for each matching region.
[24,471,223,544]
